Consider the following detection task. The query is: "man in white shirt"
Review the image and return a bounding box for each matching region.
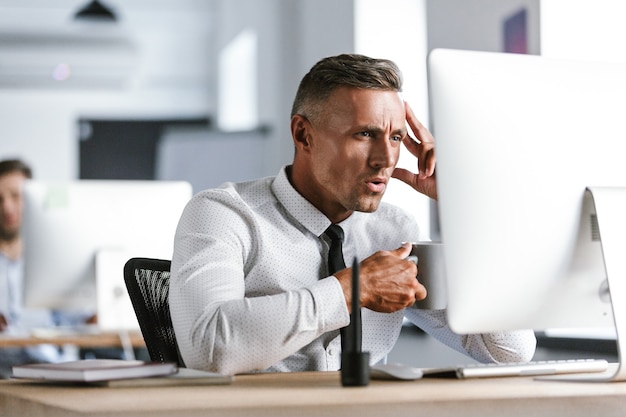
[170,54,536,375]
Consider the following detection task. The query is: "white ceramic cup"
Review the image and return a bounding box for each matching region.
[408,241,447,310]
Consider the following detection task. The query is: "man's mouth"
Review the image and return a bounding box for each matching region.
[366,177,387,193]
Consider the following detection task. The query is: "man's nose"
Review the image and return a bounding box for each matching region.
[370,138,397,169]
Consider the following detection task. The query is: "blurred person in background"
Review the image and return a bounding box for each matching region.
[0,158,97,378]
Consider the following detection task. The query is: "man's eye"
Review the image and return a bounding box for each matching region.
[391,135,402,142]
[359,131,372,137]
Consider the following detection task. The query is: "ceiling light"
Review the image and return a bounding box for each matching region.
[74,0,116,22]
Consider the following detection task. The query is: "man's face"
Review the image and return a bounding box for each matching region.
[302,87,406,222]
[0,171,27,241]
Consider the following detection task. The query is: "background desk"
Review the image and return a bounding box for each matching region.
[0,330,145,349]
[1,370,625,417]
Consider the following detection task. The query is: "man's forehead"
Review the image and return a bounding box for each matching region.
[327,88,404,115]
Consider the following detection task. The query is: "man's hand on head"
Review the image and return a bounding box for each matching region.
[392,101,438,200]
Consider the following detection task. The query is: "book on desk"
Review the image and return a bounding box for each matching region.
[91,367,234,387]
[11,359,233,387]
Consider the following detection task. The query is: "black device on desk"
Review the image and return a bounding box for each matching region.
[341,258,370,387]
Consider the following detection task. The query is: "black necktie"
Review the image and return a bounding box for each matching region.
[325,224,346,276]
[325,224,356,353]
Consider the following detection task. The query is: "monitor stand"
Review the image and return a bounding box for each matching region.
[542,187,626,382]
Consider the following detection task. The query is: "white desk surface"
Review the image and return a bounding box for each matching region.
[2,368,626,417]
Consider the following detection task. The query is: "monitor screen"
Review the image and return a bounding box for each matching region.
[22,180,192,329]
[428,49,626,335]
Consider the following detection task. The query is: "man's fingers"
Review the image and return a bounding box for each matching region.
[404,101,436,172]
[419,148,436,177]
[391,167,414,186]
[405,101,432,143]
[391,242,413,259]
[415,282,428,302]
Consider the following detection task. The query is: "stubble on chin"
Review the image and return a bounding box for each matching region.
[349,192,384,213]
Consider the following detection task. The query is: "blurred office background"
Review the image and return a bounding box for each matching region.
[1,0,624,366]
[2,0,626,238]
[2,0,626,236]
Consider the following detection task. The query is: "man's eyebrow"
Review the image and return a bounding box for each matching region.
[391,127,408,137]
[356,124,382,132]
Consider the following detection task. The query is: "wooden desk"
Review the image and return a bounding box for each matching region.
[1,369,626,417]
[0,330,145,349]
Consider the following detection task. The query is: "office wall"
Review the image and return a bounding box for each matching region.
[426,1,626,63]
[426,0,540,54]
[0,0,213,180]
[540,0,626,62]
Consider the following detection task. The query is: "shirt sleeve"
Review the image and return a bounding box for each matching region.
[404,308,537,363]
[169,190,349,375]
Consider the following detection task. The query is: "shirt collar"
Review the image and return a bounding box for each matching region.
[271,165,336,238]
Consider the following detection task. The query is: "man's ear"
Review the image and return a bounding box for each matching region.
[291,115,313,153]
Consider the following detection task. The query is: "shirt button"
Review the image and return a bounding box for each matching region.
[328,348,337,356]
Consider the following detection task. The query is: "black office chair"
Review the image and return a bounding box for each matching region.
[123,257,185,367]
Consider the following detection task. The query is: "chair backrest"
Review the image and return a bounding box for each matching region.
[123,257,185,367]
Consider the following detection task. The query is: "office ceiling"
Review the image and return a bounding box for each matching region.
[0,0,214,33]
[0,0,214,90]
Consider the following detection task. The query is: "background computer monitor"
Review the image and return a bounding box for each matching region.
[428,49,626,335]
[22,180,192,330]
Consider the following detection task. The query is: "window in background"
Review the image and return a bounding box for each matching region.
[217,29,259,132]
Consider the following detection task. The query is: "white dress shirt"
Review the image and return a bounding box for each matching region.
[170,166,536,375]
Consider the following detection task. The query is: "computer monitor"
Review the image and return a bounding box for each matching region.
[22,180,192,330]
[428,49,626,380]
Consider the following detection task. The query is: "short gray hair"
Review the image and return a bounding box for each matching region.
[291,54,403,121]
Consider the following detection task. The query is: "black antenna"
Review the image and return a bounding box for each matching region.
[341,257,370,386]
